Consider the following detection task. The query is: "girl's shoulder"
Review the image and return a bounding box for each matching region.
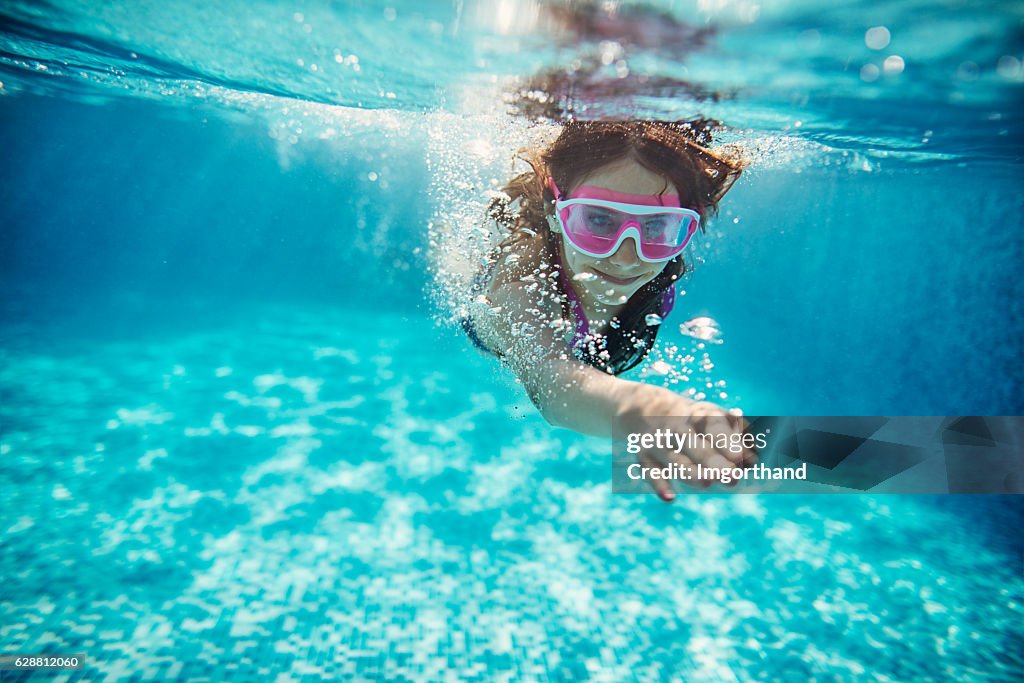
[486,233,549,293]
[468,233,574,355]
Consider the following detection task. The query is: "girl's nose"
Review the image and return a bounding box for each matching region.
[608,236,641,267]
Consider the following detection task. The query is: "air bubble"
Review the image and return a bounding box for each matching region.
[865,26,890,50]
[997,55,1022,80]
[680,316,722,343]
[957,62,979,81]
[883,55,905,76]
[651,361,672,376]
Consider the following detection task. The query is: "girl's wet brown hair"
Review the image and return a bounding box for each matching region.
[490,119,747,374]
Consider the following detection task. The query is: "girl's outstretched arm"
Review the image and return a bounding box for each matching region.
[468,243,757,500]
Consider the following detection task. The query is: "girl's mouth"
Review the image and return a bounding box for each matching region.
[592,269,641,285]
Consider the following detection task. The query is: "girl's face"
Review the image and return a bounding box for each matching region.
[557,159,676,307]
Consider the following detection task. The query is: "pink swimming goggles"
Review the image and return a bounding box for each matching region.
[548,179,700,263]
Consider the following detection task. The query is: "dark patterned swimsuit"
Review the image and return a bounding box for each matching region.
[460,264,676,372]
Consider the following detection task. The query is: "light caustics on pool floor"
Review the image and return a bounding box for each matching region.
[1,301,1021,681]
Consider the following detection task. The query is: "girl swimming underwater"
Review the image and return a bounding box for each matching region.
[462,119,757,501]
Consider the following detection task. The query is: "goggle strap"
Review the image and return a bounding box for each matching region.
[546,177,563,202]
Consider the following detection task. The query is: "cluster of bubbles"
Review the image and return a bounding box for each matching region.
[425,102,556,327]
[638,312,734,408]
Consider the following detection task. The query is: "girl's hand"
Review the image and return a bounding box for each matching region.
[616,385,758,502]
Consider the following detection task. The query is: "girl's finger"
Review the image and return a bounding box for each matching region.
[704,450,735,472]
[740,447,759,468]
[638,451,676,502]
[665,450,707,490]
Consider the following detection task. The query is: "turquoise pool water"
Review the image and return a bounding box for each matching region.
[2,1,1022,680]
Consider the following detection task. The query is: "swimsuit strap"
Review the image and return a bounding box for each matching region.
[660,285,676,317]
[558,268,677,347]
[556,267,591,345]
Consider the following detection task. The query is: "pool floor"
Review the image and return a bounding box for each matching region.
[1,296,1021,681]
